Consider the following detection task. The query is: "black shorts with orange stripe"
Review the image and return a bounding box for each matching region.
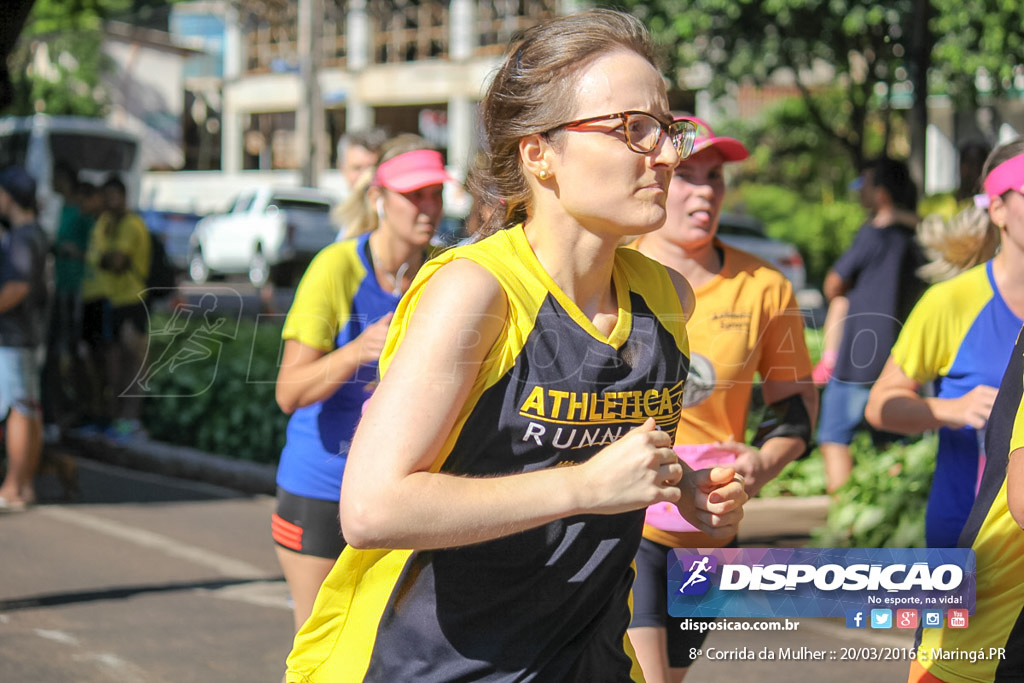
[271,488,346,559]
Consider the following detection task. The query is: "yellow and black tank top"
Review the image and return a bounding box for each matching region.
[286,225,690,683]
[913,325,1024,682]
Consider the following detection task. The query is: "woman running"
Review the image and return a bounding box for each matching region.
[866,137,1024,547]
[272,135,449,635]
[285,10,747,682]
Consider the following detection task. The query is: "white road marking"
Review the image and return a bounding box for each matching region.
[34,628,80,645]
[72,651,153,682]
[33,629,153,682]
[203,579,291,611]
[38,506,268,579]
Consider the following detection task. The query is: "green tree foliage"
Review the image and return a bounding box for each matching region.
[717,91,896,203]
[726,182,864,286]
[3,0,184,117]
[611,0,1024,170]
[6,30,111,117]
[759,431,935,549]
[930,0,1024,105]
[812,434,935,548]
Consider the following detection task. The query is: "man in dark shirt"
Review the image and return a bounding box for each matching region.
[818,157,927,492]
[0,165,50,510]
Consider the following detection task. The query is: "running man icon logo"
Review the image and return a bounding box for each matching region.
[125,289,243,398]
[677,554,718,595]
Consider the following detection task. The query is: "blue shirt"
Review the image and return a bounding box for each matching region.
[891,261,1023,547]
[276,233,400,501]
[833,220,926,384]
[0,222,49,347]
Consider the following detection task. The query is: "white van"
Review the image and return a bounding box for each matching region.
[0,114,142,238]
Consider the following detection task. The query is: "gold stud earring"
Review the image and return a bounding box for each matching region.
[539,169,550,180]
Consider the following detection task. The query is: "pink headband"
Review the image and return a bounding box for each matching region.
[373,149,451,193]
[980,153,1024,207]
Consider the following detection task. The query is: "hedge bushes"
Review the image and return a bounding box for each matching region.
[753,330,934,548]
[141,312,288,464]
[761,433,935,548]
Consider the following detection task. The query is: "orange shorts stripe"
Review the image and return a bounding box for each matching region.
[272,513,303,536]
[271,526,303,543]
[272,513,304,551]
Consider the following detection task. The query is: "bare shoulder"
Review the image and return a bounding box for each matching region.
[390,256,510,373]
[415,256,509,321]
[663,265,696,319]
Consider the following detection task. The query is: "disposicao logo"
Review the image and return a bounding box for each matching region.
[667,548,975,619]
[677,554,718,596]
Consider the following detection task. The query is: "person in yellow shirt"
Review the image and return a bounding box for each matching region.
[630,116,818,683]
[83,176,151,440]
[866,138,1024,548]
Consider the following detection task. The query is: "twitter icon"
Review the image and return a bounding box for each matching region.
[871,609,892,629]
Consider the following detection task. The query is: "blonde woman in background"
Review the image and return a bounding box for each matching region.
[866,138,1024,548]
[271,135,449,644]
[916,203,1000,284]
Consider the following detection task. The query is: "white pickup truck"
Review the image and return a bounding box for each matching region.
[187,185,338,287]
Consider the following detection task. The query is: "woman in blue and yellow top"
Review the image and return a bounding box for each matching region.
[285,10,747,683]
[867,138,1024,548]
[272,137,450,636]
[907,324,1024,683]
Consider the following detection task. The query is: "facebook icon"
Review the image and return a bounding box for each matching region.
[846,609,866,629]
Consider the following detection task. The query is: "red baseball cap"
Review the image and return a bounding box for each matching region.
[675,116,750,162]
[373,149,453,192]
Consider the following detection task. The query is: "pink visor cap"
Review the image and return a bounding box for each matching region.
[977,152,1024,208]
[374,149,453,192]
[675,115,750,162]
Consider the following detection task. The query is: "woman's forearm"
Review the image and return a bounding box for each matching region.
[275,342,364,413]
[868,392,944,434]
[340,466,585,550]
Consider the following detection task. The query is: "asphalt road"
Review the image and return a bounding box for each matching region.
[0,453,918,683]
[0,457,292,683]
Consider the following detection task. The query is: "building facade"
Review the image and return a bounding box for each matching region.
[172,0,594,187]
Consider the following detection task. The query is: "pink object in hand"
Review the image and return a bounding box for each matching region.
[644,444,737,533]
[811,350,838,386]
